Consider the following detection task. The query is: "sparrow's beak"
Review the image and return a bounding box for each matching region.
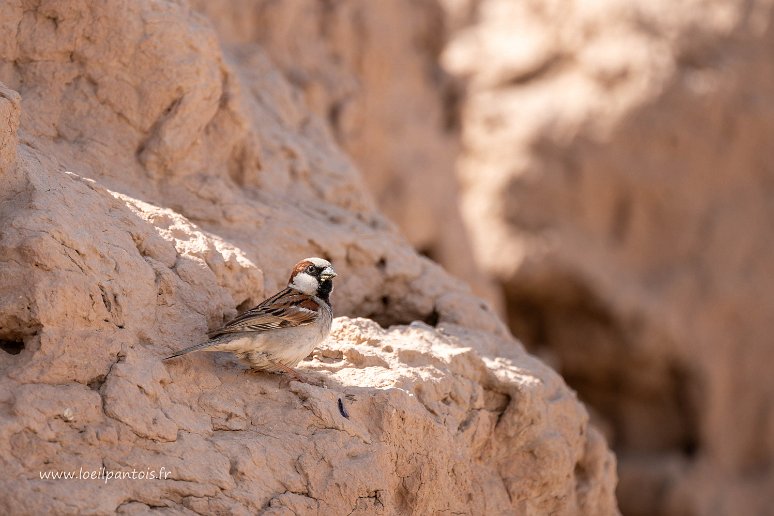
[320,267,337,280]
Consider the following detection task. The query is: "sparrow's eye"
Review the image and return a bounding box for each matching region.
[306,265,316,274]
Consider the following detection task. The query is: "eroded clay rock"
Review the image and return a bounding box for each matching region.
[189,0,501,308]
[0,0,616,513]
[444,0,774,514]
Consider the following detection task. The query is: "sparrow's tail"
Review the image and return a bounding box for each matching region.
[164,341,215,360]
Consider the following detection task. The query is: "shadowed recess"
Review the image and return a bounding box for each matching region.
[0,339,24,355]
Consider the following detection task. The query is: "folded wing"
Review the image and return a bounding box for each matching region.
[207,288,319,339]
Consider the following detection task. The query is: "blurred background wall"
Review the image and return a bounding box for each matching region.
[192,1,774,514]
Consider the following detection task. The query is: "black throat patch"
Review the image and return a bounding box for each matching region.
[317,279,333,306]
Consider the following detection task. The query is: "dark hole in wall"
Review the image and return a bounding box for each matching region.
[226,143,248,187]
[670,364,701,459]
[422,308,440,327]
[441,83,462,132]
[0,339,24,355]
[367,300,440,329]
[574,461,589,486]
[504,277,701,455]
[368,310,440,329]
[88,375,106,391]
[417,246,437,262]
[328,101,343,133]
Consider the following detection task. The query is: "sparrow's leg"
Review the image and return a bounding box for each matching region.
[270,360,307,382]
[240,351,322,386]
[268,360,323,386]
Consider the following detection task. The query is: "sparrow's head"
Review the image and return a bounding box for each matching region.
[288,257,337,300]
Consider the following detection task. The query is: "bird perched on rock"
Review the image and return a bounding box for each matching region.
[165,257,336,383]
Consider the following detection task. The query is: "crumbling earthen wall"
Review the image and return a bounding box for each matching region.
[0,1,617,514]
[444,0,774,513]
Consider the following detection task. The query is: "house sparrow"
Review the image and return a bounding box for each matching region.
[165,257,336,383]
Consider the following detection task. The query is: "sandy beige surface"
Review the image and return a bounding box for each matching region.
[0,1,617,514]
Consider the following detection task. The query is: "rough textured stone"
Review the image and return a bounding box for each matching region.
[189,0,501,308]
[0,1,616,514]
[444,0,774,514]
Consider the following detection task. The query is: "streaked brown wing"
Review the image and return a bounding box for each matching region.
[207,288,319,338]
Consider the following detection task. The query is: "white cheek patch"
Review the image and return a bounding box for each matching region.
[290,272,319,294]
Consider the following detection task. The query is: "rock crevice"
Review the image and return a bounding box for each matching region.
[0,1,617,514]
